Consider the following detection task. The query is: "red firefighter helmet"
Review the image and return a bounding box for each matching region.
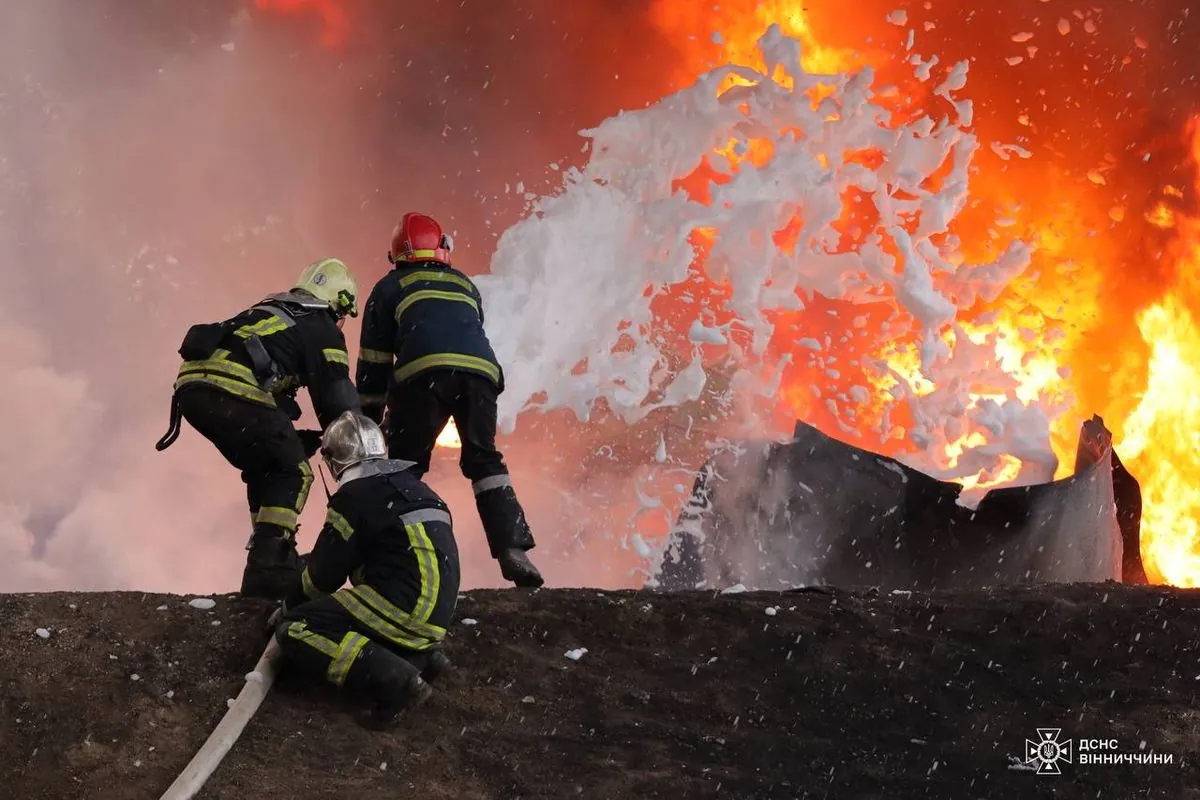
[388,212,453,266]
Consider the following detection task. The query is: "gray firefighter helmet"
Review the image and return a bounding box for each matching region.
[320,410,387,480]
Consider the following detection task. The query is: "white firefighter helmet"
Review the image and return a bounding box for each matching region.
[293,257,359,318]
[320,410,387,480]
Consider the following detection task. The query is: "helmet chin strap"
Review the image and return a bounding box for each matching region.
[317,462,334,499]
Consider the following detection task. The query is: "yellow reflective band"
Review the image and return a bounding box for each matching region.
[285,621,338,657]
[178,355,259,385]
[397,269,475,294]
[256,506,300,532]
[325,508,354,540]
[394,289,479,323]
[406,522,440,624]
[322,348,349,366]
[358,347,393,364]
[350,583,445,641]
[234,316,289,339]
[394,352,501,384]
[297,460,313,513]
[332,590,434,650]
[175,350,275,405]
[213,348,254,368]
[301,566,320,599]
[326,632,370,687]
[173,372,276,407]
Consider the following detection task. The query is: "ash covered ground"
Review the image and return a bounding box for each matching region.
[1,584,1197,799]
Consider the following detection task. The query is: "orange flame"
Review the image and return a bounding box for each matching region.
[649,0,1200,585]
[1114,124,1200,585]
[436,420,462,449]
[254,0,349,49]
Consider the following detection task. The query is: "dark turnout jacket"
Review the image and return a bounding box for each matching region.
[284,459,461,651]
[174,291,360,428]
[355,262,503,416]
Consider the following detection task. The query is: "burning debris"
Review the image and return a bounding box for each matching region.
[654,414,1144,592]
[640,1,1200,589]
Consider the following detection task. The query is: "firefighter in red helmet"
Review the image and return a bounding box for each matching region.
[354,212,544,588]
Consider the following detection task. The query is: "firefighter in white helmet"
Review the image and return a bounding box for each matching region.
[271,410,458,729]
[155,258,362,600]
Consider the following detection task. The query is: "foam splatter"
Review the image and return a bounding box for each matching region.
[480,23,1053,500]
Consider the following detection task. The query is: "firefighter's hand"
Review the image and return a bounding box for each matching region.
[297,429,323,458]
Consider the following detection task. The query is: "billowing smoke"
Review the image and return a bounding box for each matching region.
[0,0,674,592]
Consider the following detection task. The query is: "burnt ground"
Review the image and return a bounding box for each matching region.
[0,584,1198,800]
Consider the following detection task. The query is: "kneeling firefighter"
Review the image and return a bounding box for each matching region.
[272,410,459,729]
[155,258,362,599]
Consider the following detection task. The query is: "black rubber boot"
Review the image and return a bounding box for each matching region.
[345,642,434,731]
[475,485,544,588]
[498,548,544,588]
[405,649,452,684]
[240,527,301,600]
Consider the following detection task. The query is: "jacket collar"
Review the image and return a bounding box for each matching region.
[339,458,416,486]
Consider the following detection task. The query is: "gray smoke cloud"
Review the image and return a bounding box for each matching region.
[0,0,677,593]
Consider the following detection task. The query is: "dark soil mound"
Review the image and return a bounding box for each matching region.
[1,584,1197,799]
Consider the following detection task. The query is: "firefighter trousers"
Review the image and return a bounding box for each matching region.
[176,385,314,541]
[274,594,445,702]
[385,370,535,556]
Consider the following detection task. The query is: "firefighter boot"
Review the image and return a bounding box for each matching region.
[345,642,434,731]
[499,549,543,588]
[475,483,544,588]
[405,648,452,684]
[240,525,302,600]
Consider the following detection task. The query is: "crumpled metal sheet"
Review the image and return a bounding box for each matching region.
[652,415,1145,592]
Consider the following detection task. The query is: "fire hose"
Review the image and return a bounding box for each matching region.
[158,637,281,800]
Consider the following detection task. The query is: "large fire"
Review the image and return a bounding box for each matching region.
[648,0,1200,587]
[257,0,1200,587]
[1120,152,1200,586]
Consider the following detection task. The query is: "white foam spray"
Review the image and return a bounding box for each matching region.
[479,20,1060,531]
